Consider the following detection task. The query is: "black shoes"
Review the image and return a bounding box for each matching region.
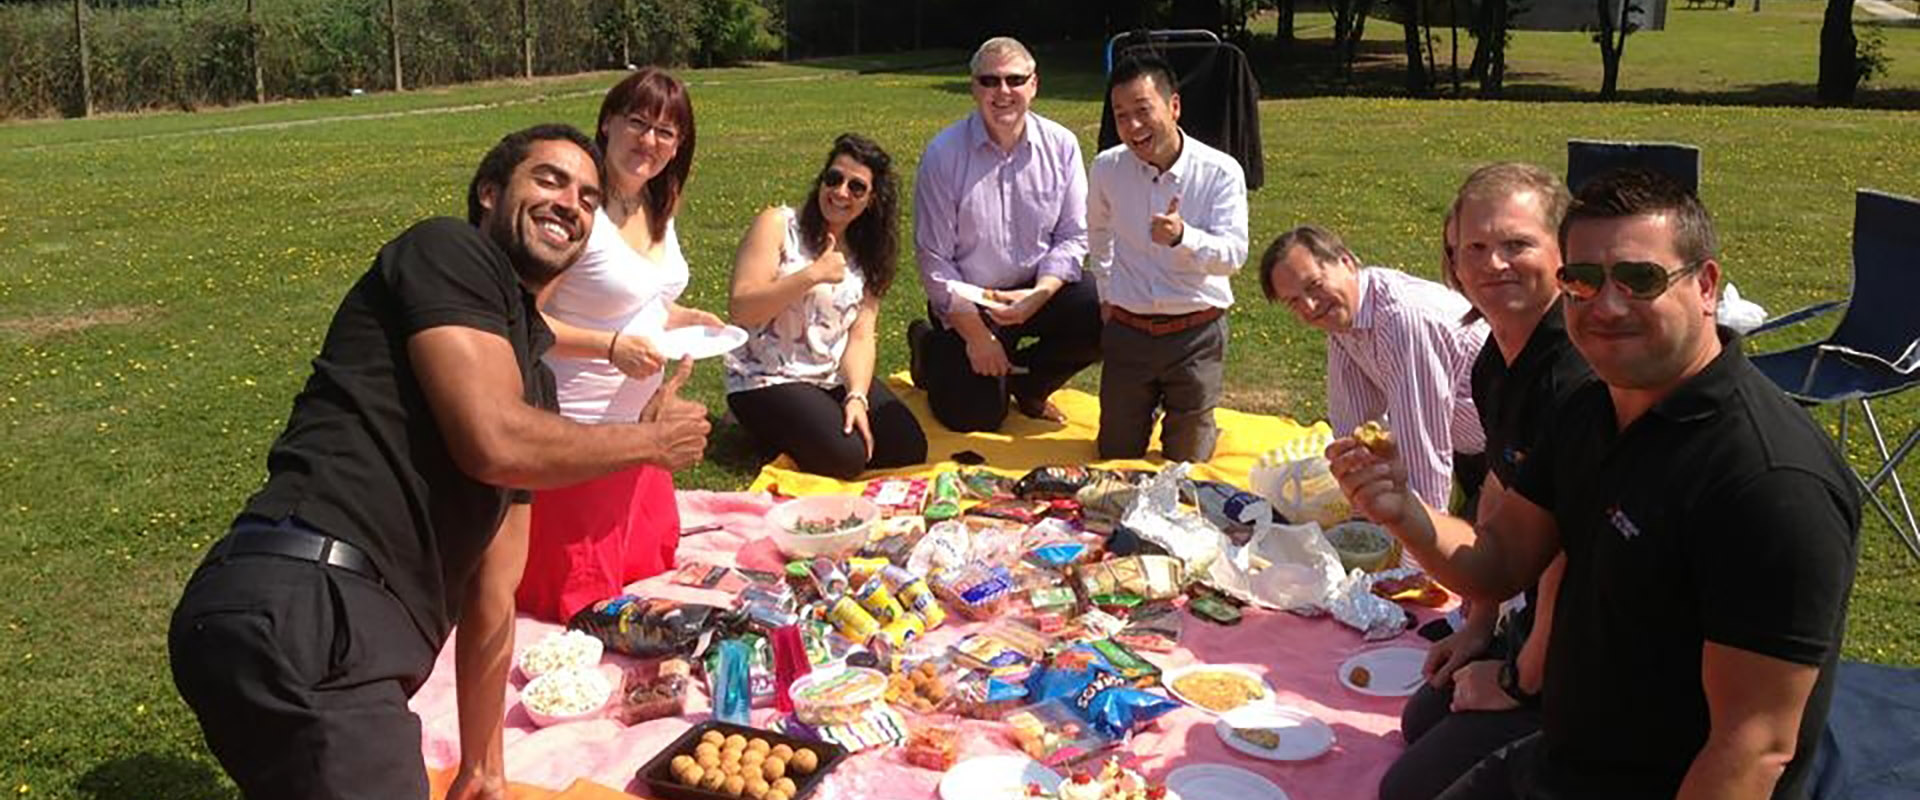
[907,318,931,389]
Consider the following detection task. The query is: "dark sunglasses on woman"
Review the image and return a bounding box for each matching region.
[973,73,1032,90]
[1557,260,1703,301]
[821,168,870,199]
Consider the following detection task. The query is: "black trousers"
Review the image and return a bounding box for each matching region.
[920,278,1103,432]
[1382,680,1543,800]
[169,527,436,799]
[727,377,927,480]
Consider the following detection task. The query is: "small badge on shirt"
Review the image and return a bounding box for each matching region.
[1502,445,1527,470]
[1605,504,1642,540]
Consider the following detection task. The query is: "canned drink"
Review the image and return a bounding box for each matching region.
[893,577,947,630]
[827,596,882,641]
[809,556,850,600]
[742,600,801,631]
[846,557,890,587]
[880,612,925,645]
[877,564,917,591]
[740,584,795,612]
[852,575,907,625]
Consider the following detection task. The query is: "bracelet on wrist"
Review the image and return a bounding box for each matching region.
[607,331,621,361]
[843,393,869,409]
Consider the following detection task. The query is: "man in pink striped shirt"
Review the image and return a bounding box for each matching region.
[1259,224,1488,512]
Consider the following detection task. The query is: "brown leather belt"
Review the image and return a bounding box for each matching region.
[1109,305,1225,337]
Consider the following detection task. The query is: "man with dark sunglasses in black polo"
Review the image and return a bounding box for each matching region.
[911,36,1101,432]
[1332,168,1859,800]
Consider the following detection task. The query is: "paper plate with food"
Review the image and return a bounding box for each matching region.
[1162,664,1275,716]
[1338,646,1427,697]
[1215,704,1335,762]
[945,279,1014,310]
[938,754,1063,800]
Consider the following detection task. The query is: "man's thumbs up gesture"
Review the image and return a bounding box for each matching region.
[1150,194,1185,247]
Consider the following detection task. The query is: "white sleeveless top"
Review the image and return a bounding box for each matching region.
[544,207,689,423]
[724,207,866,393]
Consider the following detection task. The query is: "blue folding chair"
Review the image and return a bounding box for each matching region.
[1566,139,1702,195]
[1749,189,1920,561]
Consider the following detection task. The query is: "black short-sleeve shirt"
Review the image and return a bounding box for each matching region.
[1470,299,1595,489]
[1512,328,1860,799]
[242,218,556,645]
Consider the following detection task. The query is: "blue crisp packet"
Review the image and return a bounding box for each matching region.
[1028,542,1089,568]
[1025,644,1180,739]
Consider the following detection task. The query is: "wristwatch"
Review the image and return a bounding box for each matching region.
[1498,658,1542,706]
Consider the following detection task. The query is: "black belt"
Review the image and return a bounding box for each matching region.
[206,523,382,584]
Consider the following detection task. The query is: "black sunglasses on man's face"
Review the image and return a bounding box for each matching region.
[974,73,1032,90]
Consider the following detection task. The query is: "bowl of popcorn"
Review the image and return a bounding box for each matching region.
[517,629,604,680]
[520,665,614,727]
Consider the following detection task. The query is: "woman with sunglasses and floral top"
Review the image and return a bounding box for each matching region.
[723,134,928,479]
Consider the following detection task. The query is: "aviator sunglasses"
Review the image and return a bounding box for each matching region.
[973,73,1033,90]
[821,168,870,199]
[1557,260,1702,301]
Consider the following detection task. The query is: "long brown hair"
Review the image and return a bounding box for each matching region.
[593,68,696,243]
[797,134,900,298]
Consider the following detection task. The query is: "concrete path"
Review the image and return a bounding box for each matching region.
[1857,0,1919,23]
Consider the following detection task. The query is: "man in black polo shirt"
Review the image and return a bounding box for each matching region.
[167,125,712,800]
[1332,168,1859,799]
[1383,162,1595,800]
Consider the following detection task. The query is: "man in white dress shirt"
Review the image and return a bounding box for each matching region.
[1086,53,1249,462]
[1259,224,1489,513]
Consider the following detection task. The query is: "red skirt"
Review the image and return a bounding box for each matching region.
[516,464,680,623]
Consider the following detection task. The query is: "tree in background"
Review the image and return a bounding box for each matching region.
[1593,0,1638,98]
[1816,0,1858,105]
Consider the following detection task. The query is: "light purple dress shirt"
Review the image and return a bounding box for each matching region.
[1327,267,1489,510]
[913,111,1089,314]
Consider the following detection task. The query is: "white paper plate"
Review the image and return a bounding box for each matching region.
[1215,704,1336,761]
[1165,763,1289,800]
[945,280,1012,310]
[1338,645,1428,697]
[1163,663,1277,716]
[938,755,1062,800]
[653,324,748,360]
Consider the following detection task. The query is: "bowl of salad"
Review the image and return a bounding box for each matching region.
[767,494,880,559]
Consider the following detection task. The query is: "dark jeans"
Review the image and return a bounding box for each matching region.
[727,377,927,480]
[1383,680,1544,800]
[920,278,1103,432]
[1097,314,1227,462]
[170,531,436,799]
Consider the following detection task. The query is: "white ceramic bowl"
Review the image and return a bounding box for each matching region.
[1325,520,1397,572]
[766,494,879,560]
[520,666,613,728]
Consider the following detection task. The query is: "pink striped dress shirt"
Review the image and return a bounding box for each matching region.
[1327,267,1488,510]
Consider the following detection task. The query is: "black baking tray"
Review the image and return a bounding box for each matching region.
[634,719,849,800]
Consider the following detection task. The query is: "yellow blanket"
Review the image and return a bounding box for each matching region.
[747,373,1328,494]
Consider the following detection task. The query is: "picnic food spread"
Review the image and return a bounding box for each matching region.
[503,460,1448,797]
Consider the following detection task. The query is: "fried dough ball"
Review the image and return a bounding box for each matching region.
[748,737,771,753]
[695,742,720,760]
[766,791,790,800]
[761,757,787,781]
[671,755,695,773]
[770,743,794,760]
[724,733,749,751]
[723,775,747,797]
[701,730,726,746]
[789,747,819,774]
[680,764,705,786]
[1353,420,1392,451]
[744,776,770,799]
[696,751,720,770]
[740,749,765,767]
[772,777,798,796]
[700,769,728,791]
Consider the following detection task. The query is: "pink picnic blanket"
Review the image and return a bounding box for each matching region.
[410,491,1421,799]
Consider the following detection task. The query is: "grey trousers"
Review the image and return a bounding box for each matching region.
[1096,315,1226,463]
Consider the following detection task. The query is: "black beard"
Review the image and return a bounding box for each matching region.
[486,212,571,288]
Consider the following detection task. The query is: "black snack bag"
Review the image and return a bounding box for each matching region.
[567,595,737,658]
[1014,465,1095,500]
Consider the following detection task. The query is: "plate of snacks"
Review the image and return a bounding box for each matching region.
[637,720,844,800]
[1162,664,1275,716]
[1215,704,1335,761]
[939,755,1062,800]
[519,665,614,727]
[516,629,603,680]
[1338,646,1427,697]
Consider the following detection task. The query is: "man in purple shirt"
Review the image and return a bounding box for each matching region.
[910,36,1101,432]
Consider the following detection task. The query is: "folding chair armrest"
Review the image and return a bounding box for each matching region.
[1749,299,1847,337]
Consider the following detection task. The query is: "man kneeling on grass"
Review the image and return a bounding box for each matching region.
[167,125,711,800]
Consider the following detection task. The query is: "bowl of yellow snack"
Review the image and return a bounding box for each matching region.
[1325,520,1398,573]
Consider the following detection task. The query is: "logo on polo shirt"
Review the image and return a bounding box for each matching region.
[1605,505,1642,540]
[1503,445,1527,470]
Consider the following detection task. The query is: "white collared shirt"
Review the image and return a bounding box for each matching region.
[1086,131,1249,314]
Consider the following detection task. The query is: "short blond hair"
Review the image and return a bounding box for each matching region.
[970,37,1035,75]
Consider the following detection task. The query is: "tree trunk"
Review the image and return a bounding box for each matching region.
[1817,0,1858,105]
[1449,0,1461,94]
[1402,0,1429,94]
[1596,0,1629,98]
[246,0,264,103]
[851,0,861,55]
[1277,0,1295,41]
[520,0,533,79]
[72,0,92,117]
[388,0,403,91]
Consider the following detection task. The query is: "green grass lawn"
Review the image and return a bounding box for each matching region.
[3,5,1918,796]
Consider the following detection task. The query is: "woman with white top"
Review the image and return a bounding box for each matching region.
[725,134,927,479]
[514,68,720,623]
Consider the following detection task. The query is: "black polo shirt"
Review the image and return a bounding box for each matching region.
[242,217,556,646]
[1470,299,1595,489]
[1513,327,1860,799]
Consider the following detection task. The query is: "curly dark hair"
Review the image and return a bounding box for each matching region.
[466,123,601,225]
[797,133,899,298]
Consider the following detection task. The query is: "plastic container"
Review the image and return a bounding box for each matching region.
[634,719,848,800]
[767,495,880,560]
[515,629,604,680]
[1325,520,1399,572]
[520,666,614,727]
[788,666,889,726]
